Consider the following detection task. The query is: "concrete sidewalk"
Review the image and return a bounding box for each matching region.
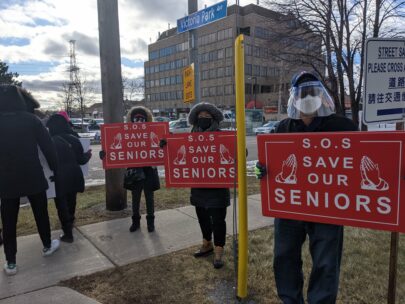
[0,195,273,303]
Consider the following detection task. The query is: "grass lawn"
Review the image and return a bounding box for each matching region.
[62,227,405,304]
[15,177,260,236]
[10,176,405,303]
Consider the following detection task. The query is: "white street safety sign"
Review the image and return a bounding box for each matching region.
[363,38,405,124]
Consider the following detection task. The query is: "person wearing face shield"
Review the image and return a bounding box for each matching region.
[256,71,357,303]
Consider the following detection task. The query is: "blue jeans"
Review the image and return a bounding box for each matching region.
[273,218,343,304]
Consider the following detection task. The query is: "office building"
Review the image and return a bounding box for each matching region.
[144,3,321,119]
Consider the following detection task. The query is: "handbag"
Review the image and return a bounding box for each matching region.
[123,168,146,190]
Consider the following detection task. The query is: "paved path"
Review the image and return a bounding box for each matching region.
[0,195,273,303]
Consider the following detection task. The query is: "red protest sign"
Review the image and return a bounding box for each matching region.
[258,131,405,233]
[164,131,237,188]
[101,122,169,169]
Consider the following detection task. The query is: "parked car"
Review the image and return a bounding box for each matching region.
[254,121,280,135]
[169,119,191,133]
[154,116,171,122]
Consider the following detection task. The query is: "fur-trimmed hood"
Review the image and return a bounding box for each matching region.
[20,88,40,113]
[188,102,224,125]
[0,85,27,112]
[126,106,153,122]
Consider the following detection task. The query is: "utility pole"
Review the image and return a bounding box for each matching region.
[97,0,127,211]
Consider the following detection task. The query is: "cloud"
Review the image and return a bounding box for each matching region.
[43,39,68,56]
[62,31,99,56]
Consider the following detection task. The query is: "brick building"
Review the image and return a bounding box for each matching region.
[144,3,321,119]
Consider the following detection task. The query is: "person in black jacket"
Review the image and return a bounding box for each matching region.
[125,106,160,233]
[46,114,92,236]
[256,71,357,303]
[0,85,61,275]
[188,102,230,269]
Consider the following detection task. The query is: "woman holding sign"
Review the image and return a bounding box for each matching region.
[188,102,230,269]
[125,106,160,233]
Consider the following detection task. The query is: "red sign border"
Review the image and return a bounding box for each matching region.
[164,131,238,188]
[101,122,169,169]
[258,131,405,233]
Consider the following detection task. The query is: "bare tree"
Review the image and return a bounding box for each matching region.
[122,76,144,111]
[262,0,404,126]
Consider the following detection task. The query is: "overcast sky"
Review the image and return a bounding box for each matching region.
[0,0,256,109]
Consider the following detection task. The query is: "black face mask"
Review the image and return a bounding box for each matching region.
[197,117,212,130]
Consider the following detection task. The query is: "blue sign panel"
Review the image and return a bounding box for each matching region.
[177,1,227,34]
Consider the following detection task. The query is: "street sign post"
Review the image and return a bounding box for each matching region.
[183,64,195,103]
[363,38,405,124]
[177,0,227,33]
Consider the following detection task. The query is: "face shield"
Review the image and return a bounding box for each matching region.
[287,81,335,119]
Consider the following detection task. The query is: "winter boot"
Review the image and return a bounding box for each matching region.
[129,216,141,232]
[193,239,214,258]
[213,246,224,269]
[59,230,74,243]
[146,215,155,233]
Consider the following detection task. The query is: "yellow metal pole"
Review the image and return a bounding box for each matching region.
[235,34,248,299]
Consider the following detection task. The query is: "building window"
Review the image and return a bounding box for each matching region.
[253,65,260,76]
[202,52,209,63]
[209,50,218,61]
[245,44,252,56]
[218,49,224,59]
[209,87,216,96]
[253,46,260,57]
[202,87,209,97]
[170,76,176,85]
[217,86,223,96]
[165,77,170,86]
[261,66,267,77]
[176,75,182,84]
[225,47,232,58]
[245,64,252,75]
[217,67,224,77]
[201,70,209,80]
[209,68,216,79]
[225,66,232,76]
[224,84,233,95]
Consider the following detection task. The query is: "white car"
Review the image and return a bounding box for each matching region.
[169,119,191,133]
[254,121,279,135]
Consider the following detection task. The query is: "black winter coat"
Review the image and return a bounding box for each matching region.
[126,166,160,192]
[190,129,230,209]
[52,135,88,196]
[46,114,91,195]
[275,114,358,133]
[0,112,58,199]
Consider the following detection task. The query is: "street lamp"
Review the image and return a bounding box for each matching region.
[247,76,257,109]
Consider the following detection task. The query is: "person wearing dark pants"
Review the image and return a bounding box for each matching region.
[0,85,61,275]
[274,219,343,303]
[124,106,160,233]
[46,113,92,241]
[130,176,155,231]
[1,192,53,264]
[187,102,230,269]
[256,71,357,302]
[195,207,227,249]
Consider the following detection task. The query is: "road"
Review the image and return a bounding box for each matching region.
[86,135,259,186]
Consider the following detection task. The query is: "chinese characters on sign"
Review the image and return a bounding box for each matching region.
[258,132,405,233]
[164,131,237,188]
[101,122,169,169]
[364,38,405,123]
